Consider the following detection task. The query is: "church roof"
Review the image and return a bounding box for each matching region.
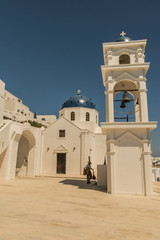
[61,91,96,109]
[115,31,132,42]
[115,36,132,42]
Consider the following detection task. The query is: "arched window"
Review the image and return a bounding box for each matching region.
[71,112,75,121]
[119,54,130,64]
[86,112,90,121]
[96,115,98,124]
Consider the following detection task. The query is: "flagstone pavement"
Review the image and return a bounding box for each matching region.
[0,176,160,240]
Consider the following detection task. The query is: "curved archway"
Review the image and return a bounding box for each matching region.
[16,130,36,177]
[119,54,130,64]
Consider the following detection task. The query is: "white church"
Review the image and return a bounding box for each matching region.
[0,32,157,196]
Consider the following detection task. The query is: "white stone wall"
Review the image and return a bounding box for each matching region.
[59,107,100,133]
[4,90,34,122]
[0,80,5,124]
[0,120,42,180]
[41,117,106,176]
[36,115,56,126]
[41,117,82,175]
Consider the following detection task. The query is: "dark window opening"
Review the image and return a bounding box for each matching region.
[59,130,65,137]
[71,112,75,121]
[86,112,90,121]
[119,54,130,64]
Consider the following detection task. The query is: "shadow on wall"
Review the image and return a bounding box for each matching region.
[59,179,107,193]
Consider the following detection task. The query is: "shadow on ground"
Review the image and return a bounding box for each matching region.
[59,179,107,193]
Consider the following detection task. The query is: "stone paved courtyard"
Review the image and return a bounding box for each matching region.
[0,176,160,240]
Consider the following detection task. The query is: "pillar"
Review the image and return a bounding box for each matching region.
[0,80,5,124]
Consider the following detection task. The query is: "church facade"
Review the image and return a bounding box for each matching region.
[0,83,106,179]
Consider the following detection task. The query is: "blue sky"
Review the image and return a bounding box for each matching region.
[0,0,160,155]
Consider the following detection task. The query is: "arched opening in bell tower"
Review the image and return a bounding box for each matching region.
[119,54,130,64]
[113,80,139,122]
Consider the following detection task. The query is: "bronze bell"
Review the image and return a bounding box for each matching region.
[122,91,130,103]
[120,100,126,108]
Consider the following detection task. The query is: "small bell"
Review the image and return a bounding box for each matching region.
[120,101,126,108]
[122,91,130,103]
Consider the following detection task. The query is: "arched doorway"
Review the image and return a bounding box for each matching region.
[16,130,36,177]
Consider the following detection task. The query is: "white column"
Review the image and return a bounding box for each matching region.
[106,139,116,193]
[139,89,148,122]
[80,131,89,174]
[142,140,153,195]
[138,76,148,122]
[7,132,21,179]
[27,146,36,177]
[105,90,114,122]
[136,47,145,63]
[105,49,112,65]
[0,80,5,124]
[135,101,140,122]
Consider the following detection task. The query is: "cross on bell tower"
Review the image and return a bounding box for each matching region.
[77,89,81,95]
[120,31,126,37]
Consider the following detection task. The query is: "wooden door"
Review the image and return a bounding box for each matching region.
[57,153,66,174]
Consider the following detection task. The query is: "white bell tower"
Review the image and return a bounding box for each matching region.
[101,32,157,195]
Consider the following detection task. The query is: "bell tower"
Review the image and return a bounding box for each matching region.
[101,32,157,195]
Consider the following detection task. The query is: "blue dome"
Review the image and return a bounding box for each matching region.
[115,36,132,42]
[62,94,96,109]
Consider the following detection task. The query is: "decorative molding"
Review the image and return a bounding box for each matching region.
[106,152,115,155]
[139,89,148,93]
[115,130,142,143]
[107,80,115,83]
[101,63,150,72]
[113,48,136,55]
[115,71,139,83]
[107,90,114,94]
[142,151,152,155]
[142,139,151,143]
[137,76,147,82]
[102,39,147,49]
[53,144,68,153]
[106,139,115,143]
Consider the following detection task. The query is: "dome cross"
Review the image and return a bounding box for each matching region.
[120,31,126,37]
[77,89,81,95]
